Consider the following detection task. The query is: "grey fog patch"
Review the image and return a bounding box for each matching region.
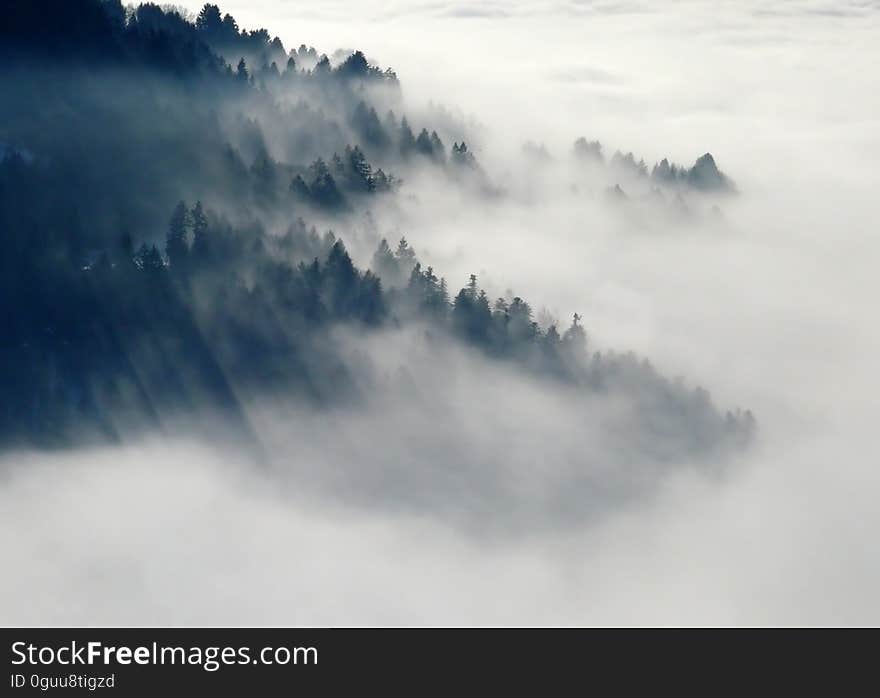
[550,66,626,86]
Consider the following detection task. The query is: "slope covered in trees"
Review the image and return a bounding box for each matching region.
[0,1,754,460]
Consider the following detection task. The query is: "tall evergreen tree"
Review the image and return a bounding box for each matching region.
[236,57,249,83]
[395,237,417,272]
[415,128,434,157]
[345,145,373,192]
[399,117,416,156]
[191,201,209,260]
[562,313,587,353]
[136,243,164,273]
[430,131,446,162]
[371,238,399,285]
[165,201,189,270]
[196,4,222,34]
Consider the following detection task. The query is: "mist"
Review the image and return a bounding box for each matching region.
[2,0,879,625]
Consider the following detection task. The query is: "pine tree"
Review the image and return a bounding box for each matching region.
[357,271,385,325]
[372,169,392,192]
[251,153,278,200]
[438,278,450,307]
[221,13,239,40]
[507,296,536,343]
[385,110,400,135]
[415,128,434,157]
[562,313,587,353]
[290,174,310,198]
[165,201,190,270]
[399,117,416,156]
[136,243,164,273]
[118,230,134,262]
[236,58,249,83]
[352,102,389,149]
[452,275,491,343]
[430,131,446,162]
[371,238,399,285]
[196,4,222,34]
[310,173,344,209]
[395,237,417,273]
[466,273,478,300]
[325,240,358,317]
[314,55,331,76]
[191,201,209,260]
[451,141,476,168]
[331,153,346,178]
[345,145,373,192]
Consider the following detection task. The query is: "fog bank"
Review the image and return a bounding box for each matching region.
[2,0,879,624]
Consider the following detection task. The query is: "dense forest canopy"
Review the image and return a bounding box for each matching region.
[0,0,752,466]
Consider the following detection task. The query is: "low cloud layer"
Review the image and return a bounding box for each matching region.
[2,413,877,625]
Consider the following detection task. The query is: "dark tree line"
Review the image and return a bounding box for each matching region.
[0,192,754,451]
[1,1,467,249]
[0,0,754,456]
[572,137,735,193]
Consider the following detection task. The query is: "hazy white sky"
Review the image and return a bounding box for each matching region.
[2,0,879,625]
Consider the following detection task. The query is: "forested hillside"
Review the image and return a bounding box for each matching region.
[0,0,752,458]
